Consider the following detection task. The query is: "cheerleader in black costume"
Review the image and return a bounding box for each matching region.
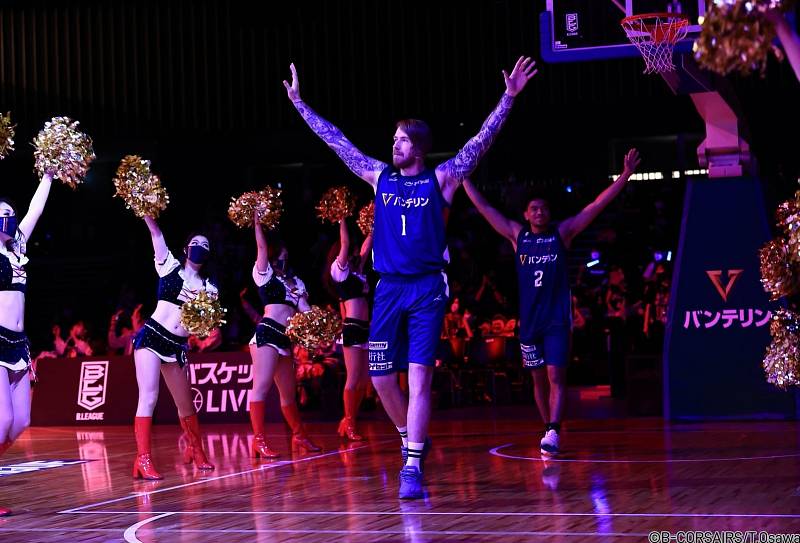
[0,171,54,515]
[248,216,320,458]
[329,219,373,440]
[130,216,215,479]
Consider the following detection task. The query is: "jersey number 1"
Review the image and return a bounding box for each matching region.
[401,214,407,236]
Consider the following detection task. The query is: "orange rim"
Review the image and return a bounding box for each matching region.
[621,13,689,44]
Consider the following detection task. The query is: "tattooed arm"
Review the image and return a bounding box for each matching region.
[284,63,387,188]
[436,56,537,202]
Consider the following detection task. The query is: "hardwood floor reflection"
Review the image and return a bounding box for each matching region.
[1,418,799,542]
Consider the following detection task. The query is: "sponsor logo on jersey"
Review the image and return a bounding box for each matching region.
[403,178,430,187]
[380,193,431,208]
[368,360,393,372]
[519,254,559,265]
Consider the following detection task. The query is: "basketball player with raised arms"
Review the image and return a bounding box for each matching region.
[284,57,537,498]
[462,148,640,457]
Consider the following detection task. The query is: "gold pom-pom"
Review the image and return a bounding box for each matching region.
[180,291,227,338]
[113,155,170,218]
[760,238,798,300]
[32,116,95,189]
[228,187,282,229]
[764,309,800,389]
[778,190,800,262]
[286,305,343,350]
[0,112,15,159]
[357,202,375,236]
[315,186,355,223]
[694,1,790,77]
[776,197,799,226]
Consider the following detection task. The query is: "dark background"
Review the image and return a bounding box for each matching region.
[0,0,797,350]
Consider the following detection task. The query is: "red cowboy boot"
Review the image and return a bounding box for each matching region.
[281,403,321,452]
[250,401,279,459]
[132,417,163,480]
[179,414,214,470]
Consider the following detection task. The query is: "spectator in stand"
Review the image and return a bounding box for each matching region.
[51,321,93,358]
[644,272,671,342]
[489,314,507,336]
[572,293,589,331]
[474,272,508,320]
[32,324,67,364]
[502,318,517,338]
[604,265,629,398]
[605,265,627,320]
[463,304,478,338]
[441,297,473,340]
[52,324,67,357]
[108,305,145,356]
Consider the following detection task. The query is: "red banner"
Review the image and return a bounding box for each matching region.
[31,352,281,426]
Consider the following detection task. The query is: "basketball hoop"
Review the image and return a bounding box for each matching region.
[621,13,689,74]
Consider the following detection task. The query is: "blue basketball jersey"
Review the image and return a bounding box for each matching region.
[373,166,448,275]
[515,226,571,338]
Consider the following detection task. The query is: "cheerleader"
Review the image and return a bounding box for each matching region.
[130,216,215,479]
[0,172,53,515]
[329,219,372,441]
[248,216,320,458]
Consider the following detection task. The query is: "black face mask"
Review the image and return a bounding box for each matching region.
[187,245,210,265]
[0,215,17,236]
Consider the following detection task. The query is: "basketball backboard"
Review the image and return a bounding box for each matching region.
[540,0,705,63]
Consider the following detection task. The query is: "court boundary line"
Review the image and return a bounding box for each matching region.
[123,512,175,543]
[59,510,800,519]
[0,527,657,539]
[58,439,388,514]
[43,433,800,542]
[70,508,800,542]
[489,443,800,463]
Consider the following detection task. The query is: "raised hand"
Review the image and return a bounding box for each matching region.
[283,62,301,102]
[503,56,538,97]
[622,148,641,176]
[439,56,535,183]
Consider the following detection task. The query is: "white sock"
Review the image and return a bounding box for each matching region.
[397,426,408,448]
[406,441,424,469]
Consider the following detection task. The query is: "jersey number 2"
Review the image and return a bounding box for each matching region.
[534,270,543,287]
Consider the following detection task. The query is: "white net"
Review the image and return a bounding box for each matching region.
[621,13,689,73]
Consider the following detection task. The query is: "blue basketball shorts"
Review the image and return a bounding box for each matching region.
[520,323,570,369]
[368,272,449,376]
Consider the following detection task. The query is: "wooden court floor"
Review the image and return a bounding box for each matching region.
[1,417,799,542]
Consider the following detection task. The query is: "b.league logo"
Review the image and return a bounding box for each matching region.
[77,361,109,411]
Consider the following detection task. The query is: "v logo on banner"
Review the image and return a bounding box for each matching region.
[705,269,743,302]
